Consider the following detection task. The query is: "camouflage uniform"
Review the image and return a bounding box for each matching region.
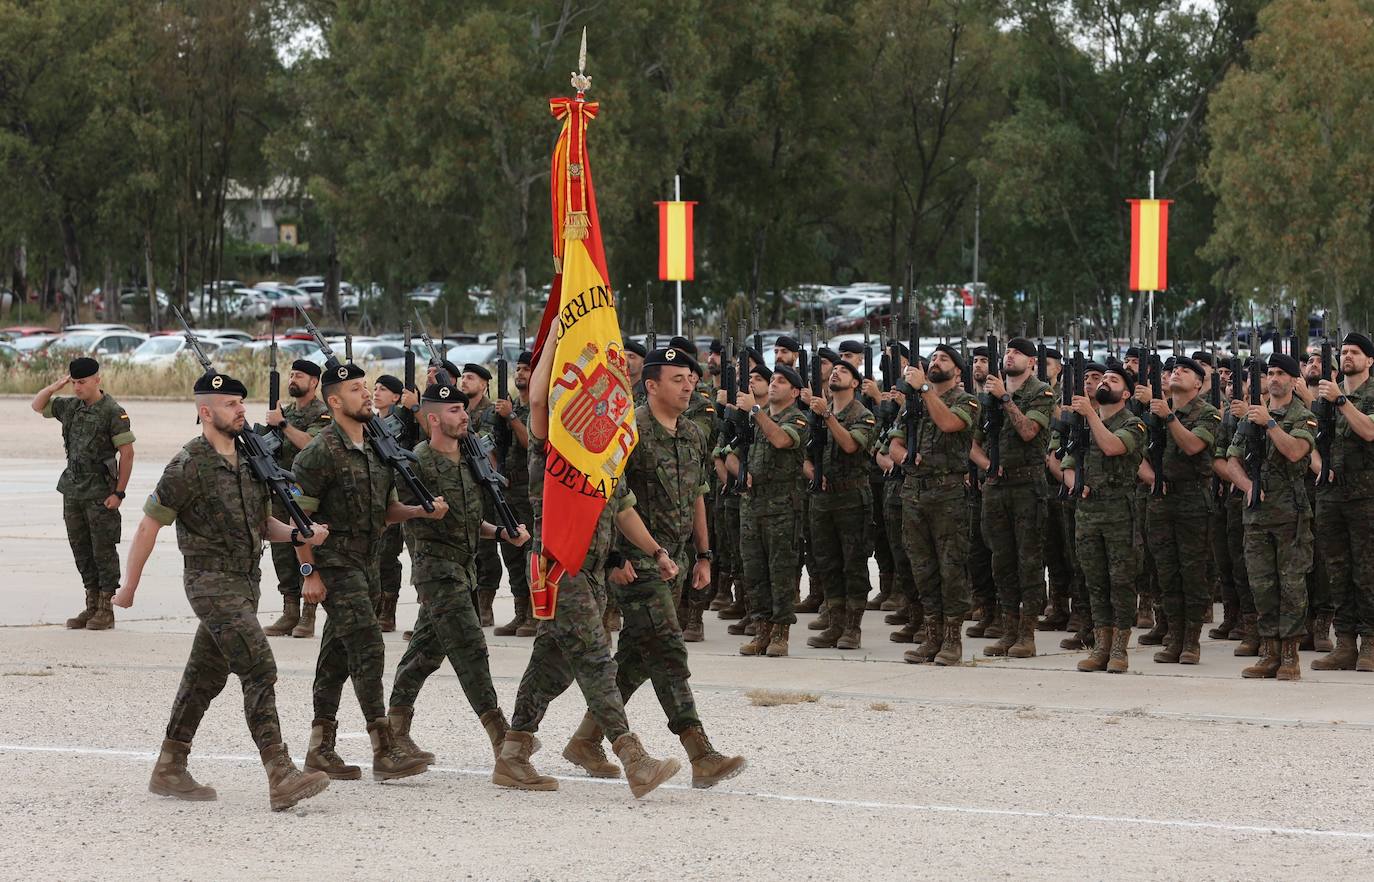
[388,440,501,717]
[497,400,533,607]
[866,398,895,601]
[1215,415,1255,621]
[144,436,281,750]
[611,407,707,733]
[468,396,505,609]
[44,392,134,597]
[681,383,718,612]
[377,403,417,604]
[1064,408,1146,629]
[1229,402,1317,639]
[809,398,877,614]
[882,443,917,614]
[739,402,810,625]
[291,422,399,722]
[510,437,631,741]
[1145,395,1222,633]
[1315,376,1374,638]
[896,386,979,622]
[269,399,330,599]
[978,377,1055,617]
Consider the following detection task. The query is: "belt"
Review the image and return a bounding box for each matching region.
[185,556,260,575]
[911,473,965,491]
[821,478,869,494]
[988,464,1042,484]
[413,541,473,567]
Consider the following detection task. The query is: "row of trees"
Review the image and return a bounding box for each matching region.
[2,0,1371,336]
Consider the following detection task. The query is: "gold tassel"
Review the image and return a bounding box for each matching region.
[563,210,590,241]
[552,256,563,274]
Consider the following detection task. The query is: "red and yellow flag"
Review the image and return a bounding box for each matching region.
[1128,199,1172,291]
[528,94,638,618]
[657,201,697,281]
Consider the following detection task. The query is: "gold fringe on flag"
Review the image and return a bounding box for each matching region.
[563,210,590,241]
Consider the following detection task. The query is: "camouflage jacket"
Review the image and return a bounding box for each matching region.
[893,385,978,480]
[1158,394,1221,485]
[292,421,399,569]
[975,376,1055,475]
[44,392,135,499]
[408,440,483,573]
[618,406,708,569]
[144,435,271,596]
[502,399,532,517]
[1062,406,1146,503]
[812,396,878,511]
[1321,375,1374,501]
[1228,400,1316,527]
[743,401,809,515]
[276,398,330,468]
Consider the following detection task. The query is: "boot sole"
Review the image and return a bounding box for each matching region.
[491,772,559,790]
[628,758,682,798]
[271,775,330,811]
[692,757,747,789]
[307,765,362,781]
[373,764,429,781]
[149,781,217,801]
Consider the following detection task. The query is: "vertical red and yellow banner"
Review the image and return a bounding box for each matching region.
[657,200,697,281]
[1128,199,1172,291]
[527,94,638,618]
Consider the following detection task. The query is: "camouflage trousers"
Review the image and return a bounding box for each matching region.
[810,497,873,610]
[886,480,917,607]
[166,580,281,751]
[739,503,801,625]
[312,563,387,723]
[1225,493,1253,615]
[1245,513,1314,640]
[902,483,970,622]
[1044,494,1075,602]
[377,523,405,599]
[612,577,702,735]
[389,561,499,717]
[1306,482,1331,616]
[269,500,303,599]
[1316,494,1374,636]
[62,495,121,595]
[715,496,742,577]
[968,489,995,613]
[474,538,502,594]
[1212,495,1237,610]
[498,499,533,603]
[1146,482,1214,629]
[1058,498,1087,615]
[870,478,894,580]
[981,480,1048,615]
[1076,498,1140,630]
[510,569,629,742]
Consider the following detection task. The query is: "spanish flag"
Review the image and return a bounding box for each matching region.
[1128,199,1172,291]
[528,94,638,618]
[657,201,696,281]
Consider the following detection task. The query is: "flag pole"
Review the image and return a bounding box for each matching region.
[674,175,683,336]
[1147,170,1155,336]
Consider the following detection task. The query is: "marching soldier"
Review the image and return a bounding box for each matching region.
[669,336,719,641]
[493,351,536,637]
[290,361,447,780]
[372,374,409,632]
[261,359,330,638]
[113,370,329,811]
[460,362,504,628]
[31,357,135,631]
[1225,353,1316,681]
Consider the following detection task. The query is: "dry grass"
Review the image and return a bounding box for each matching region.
[746,688,820,707]
[869,701,892,712]
[0,669,54,677]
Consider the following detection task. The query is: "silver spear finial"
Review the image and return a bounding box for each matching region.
[571,27,591,93]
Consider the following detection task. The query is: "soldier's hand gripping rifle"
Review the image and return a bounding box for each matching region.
[982,333,1004,477]
[1241,354,1266,510]
[1314,336,1337,487]
[806,331,826,492]
[296,306,436,513]
[171,306,314,537]
[1068,349,1088,499]
[879,318,901,437]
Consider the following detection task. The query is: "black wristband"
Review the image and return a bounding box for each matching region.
[290,528,304,548]
[113,490,126,500]
[493,525,506,541]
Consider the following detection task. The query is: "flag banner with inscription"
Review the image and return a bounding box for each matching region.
[1128,198,1172,291]
[657,200,697,281]
[528,93,638,616]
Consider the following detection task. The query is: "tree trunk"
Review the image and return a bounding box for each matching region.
[145,226,159,331]
[325,227,341,322]
[58,209,81,328]
[104,255,118,323]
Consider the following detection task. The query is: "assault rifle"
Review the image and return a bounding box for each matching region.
[266,320,282,442]
[963,337,980,488]
[494,330,512,462]
[1240,353,1266,510]
[731,319,754,495]
[982,333,1004,477]
[902,317,924,465]
[1146,344,1167,497]
[171,306,314,537]
[1314,334,1337,486]
[806,330,825,492]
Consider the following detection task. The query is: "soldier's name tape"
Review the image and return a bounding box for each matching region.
[2,741,1371,842]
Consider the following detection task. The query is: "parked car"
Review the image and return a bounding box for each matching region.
[0,341,20,363]
[125,335,222,367]
[253,282,313,309]
[48,330,148,358]
[12,334,60,359]
[825,297,896,335]
[0,325,55,340]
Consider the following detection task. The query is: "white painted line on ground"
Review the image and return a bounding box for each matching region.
[2,741,1371,841]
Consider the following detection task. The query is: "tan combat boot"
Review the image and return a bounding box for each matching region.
[679,726,746,788]
[1152,628,1183,664]
[263,596,300,636]
[682,607,705,643]
[515,607,538,637]
[795,587,824,615]
[1233,614,1259,656]
[982,609,1005,640]
[739,621,772,656]
[1357,636,1374,673]
[291,602,317,638]
[368,717,430,780]
[377,595,397,633]
[1209,601,1238,640]
[261,743,330,811]
[1037,595,1070,631]
[1077,627,1114,672]
[563,712,619,778]
[807,603,833,632]
[148,739,216,801]
[66,590,98,629]
[807,600,845,648]
[880,591,904,612]
[1138,609,1168,646]
[906,617,943,664]
[612,733,681,798]
[883,599,911,625]
[304,718,361,780]
[480,708,515,761]
[1241,638,1281,679]
[1178,624,1203,665]
[710,574,734,612]
[1312,632,1358,671]
[1135,595,1155,630]
[476,589,496,628]
[889,620,919,643]
[387,706,435,764]
[965,606,995,638]
[492,730,558,790]
[984,612,1019,657]
[866,574,893,611]
[494,595,529,636]
[933,617,964,666]
[1311,612,1334,653]
[1007,608,1037,658]
[765,623,790,657]
[1275,637,1302,681]
[85,593,115,630]
[1106,627,1132,674]
[836,607,863,650]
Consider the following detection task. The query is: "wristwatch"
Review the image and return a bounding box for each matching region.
[1164,412,1177,424]
[1266,418,1278,430]
[298,563,315,578]
[751,404,761,415]
[1336,395,1348,406]
[1000,393,1012,404]
[918,383,931,394]
[113,490,126,500]
[695,550,714,562]
[653,547,670,561]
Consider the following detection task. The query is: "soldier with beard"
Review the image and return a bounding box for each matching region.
[493,351,537,638]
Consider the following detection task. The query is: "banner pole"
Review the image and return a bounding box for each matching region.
[674,174,683,336]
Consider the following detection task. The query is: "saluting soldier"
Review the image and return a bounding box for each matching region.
[493,351,537,638]
[31,356,136,631]
[113,370,329,812]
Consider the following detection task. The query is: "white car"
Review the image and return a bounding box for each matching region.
[253,282,313,309]
[126,335,222,367]
[48,330,148,358]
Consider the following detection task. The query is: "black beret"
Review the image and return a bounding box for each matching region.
[1085,361,1108,374]
[891,342,911,359]
[1267,353,1302,378]
[291,359,322,377]
[832,360,861,382]
[1343,332,1374,358]
[375,374,404,396]
[971,346,990,358]
[463,362,492,382]
[439,359,461,379]
[837,340,866,355]
[1124,347,1145,361]
[1102,365,1131,384]
[322,361,367,387]
[774,335,800,353]
[517,350,533,366]
[1190,350,1214,366]
[193,371,247,397]
[709,338,723,354]
[1173,356,1206,380]
[1006,337,1037,358]
[749,364,772,382]
[623,340,647,358]
[645,347,700,375]
[773,364,804,389]
[744,347,763,365]
[817,347,841,364]
[668,336,692,352]
[933,343,965,370]
[68,357,99,380]
[421,382,463,404]
[1044,348,1063,361]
